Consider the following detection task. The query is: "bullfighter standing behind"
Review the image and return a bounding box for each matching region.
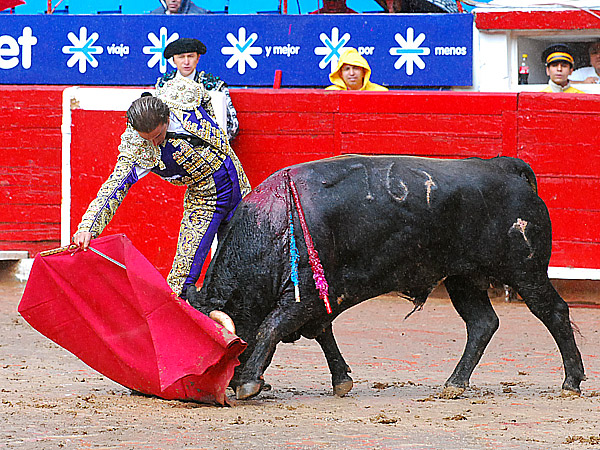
[72,76,250,300]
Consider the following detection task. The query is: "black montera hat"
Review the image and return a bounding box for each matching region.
[541,43,574,66]
[164,38,207,59]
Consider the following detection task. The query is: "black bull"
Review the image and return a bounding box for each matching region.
[190,155,585,400]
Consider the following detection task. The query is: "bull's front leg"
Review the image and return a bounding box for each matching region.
[316,324,353,396]
[236,301,310,400]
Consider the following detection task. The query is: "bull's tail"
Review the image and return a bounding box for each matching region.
[492,157,538,194]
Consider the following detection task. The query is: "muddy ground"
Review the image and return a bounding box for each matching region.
[1,273,599,450]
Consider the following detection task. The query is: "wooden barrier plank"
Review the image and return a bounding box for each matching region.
[0,86,64,109]
[0,188,60,205]
[0,226,61,241]
[236,112,334,133]
[550,241,600,269]
[501,111,518,158]
[1,131,62,150]
[519,91,600,113]
[0,204,60,223]
[340,92,517,114]
[548,209,600,243]
[538,176,600,211]
[519,114,600,144]
[0,110,62,129]
[519,146,600,178]
[337,113,505,136]
[342,134,503,158]
[236,134,336,186]
[0,147,61,167]
[0,241,59,256]
[232,89,339,113]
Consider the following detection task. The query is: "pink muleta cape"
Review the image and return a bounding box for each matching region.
[18,234,245,405]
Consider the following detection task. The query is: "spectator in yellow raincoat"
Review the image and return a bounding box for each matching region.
[325,48,388,91]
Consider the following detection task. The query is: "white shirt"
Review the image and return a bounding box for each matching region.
[570,66,600,82]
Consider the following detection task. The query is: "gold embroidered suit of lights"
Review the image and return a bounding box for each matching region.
[166,181,217,295]
[118,125,165,170]
[77,158,137,237]
[170,139,226,185]
[156,76,205,111]
[170,108,229,154]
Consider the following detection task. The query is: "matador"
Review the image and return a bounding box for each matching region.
[73,76,250,299]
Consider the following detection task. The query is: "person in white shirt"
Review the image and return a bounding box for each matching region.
[570,40,600,84]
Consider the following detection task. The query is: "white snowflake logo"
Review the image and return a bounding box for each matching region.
[143,27,179,73]
[221,27,263,75]
[62,27,103,74]
[314,27,351,71]
[389,27,431,75]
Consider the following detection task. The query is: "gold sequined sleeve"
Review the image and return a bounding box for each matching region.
[76,154,142,238]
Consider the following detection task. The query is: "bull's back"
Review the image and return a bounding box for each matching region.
[251,155,550,283]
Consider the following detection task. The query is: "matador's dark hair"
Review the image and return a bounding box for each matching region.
[126,95,169,133]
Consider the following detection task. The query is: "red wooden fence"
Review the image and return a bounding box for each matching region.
[0,86,62,255]
[1,87,598,279]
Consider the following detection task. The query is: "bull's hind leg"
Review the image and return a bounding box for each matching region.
[316,324,353,396]
[442,275,500,398]
[514,274,585,394]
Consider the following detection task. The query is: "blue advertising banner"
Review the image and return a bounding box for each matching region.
[0,14,473,87]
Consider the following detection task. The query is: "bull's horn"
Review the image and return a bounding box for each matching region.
[209,310,236,335]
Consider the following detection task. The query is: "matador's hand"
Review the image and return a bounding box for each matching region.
[72,231,92,250]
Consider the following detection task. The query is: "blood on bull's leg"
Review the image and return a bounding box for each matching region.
[315,324,353,396]
[442,275,500,399]
[515,275,585,394]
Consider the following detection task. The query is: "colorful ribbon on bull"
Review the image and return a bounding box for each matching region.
[286,171,332,314]
[289,211,301,303]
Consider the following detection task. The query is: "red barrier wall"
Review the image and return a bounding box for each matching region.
[2,87,599,279]
[517,93,600,269]
[0,86,63,255]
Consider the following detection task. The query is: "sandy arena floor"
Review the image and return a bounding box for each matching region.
[1,275,599,449]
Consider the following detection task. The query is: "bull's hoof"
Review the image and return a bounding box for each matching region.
[560,388,581,398]
[562,375,585,394]
[440,385,465,399]
[333,379,353,397]
[236,381,263,400]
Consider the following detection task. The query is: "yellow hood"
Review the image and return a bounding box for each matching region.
[327,48,387,91]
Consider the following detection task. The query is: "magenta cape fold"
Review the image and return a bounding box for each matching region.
[18,234,246,405]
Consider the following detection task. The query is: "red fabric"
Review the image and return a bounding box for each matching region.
[0,0,25,10]
[18,234,246,405]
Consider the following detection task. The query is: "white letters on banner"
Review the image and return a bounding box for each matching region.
[0,27,37,70]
